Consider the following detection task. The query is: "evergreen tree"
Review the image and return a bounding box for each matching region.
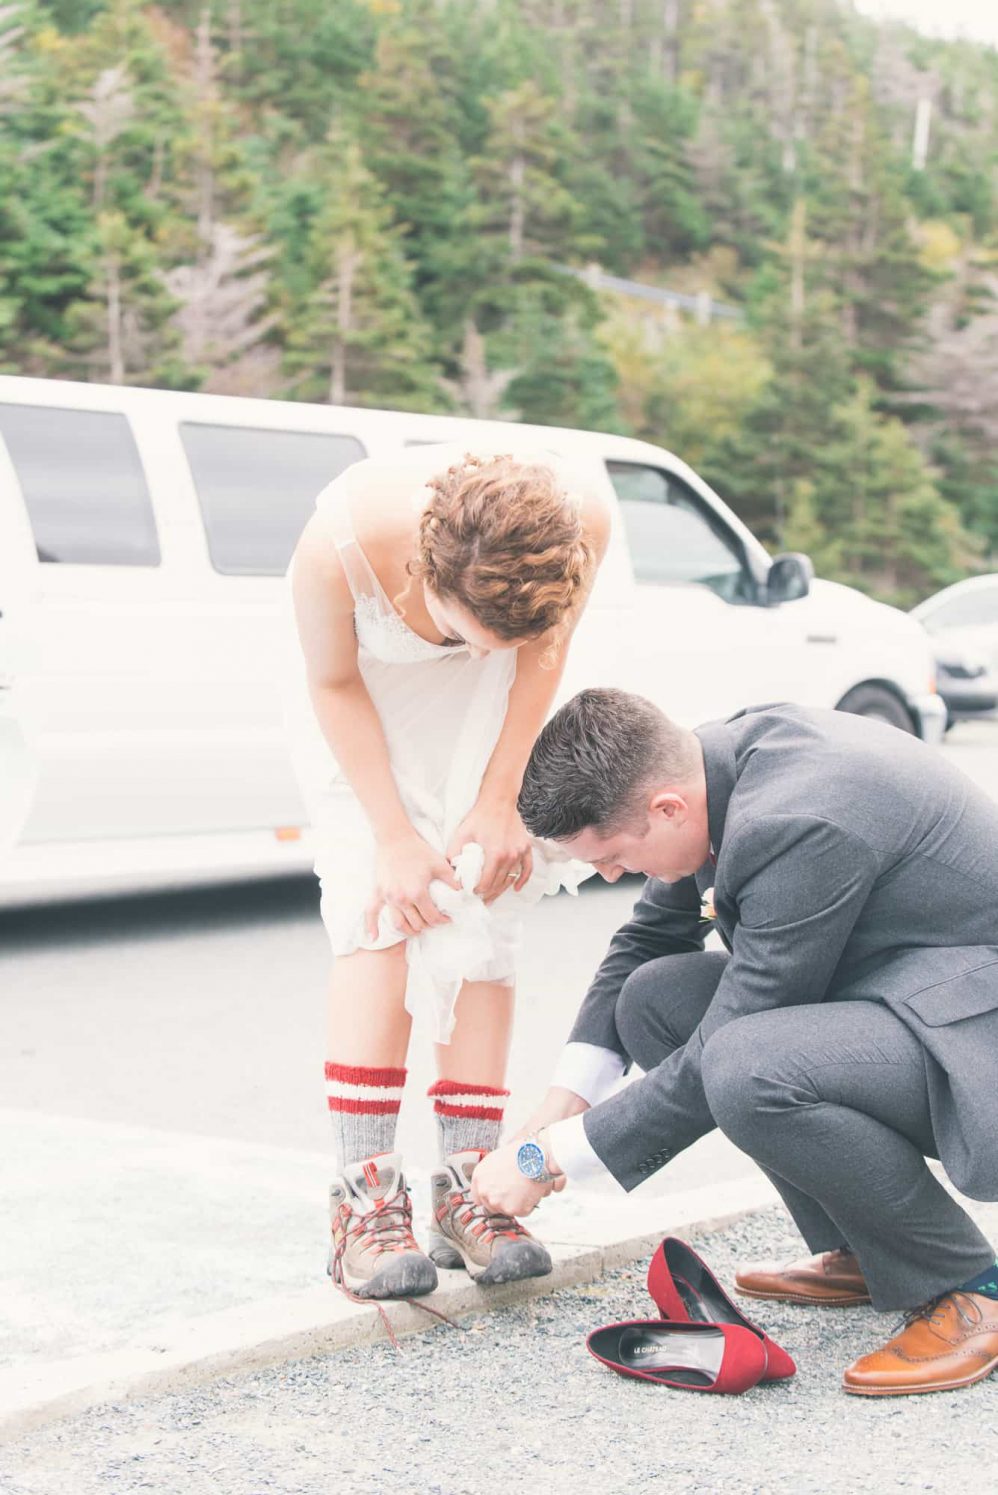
[280,125,445,411]
[220,0,375,144]
[0,4,118,371]
[472,77,584,272]
[357,0,483,357]
[816,379,979,606]
[630,77,710,265]
[805,50,935,389]
[63,207,183,384]
[500,286,619,431]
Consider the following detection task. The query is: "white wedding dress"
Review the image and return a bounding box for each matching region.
[283,461,593,1043]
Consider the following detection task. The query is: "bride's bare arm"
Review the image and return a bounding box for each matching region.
[291,515,458,936]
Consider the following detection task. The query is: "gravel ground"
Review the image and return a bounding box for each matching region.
[4,1204,998,1495]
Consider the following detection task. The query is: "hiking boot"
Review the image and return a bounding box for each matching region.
[429,1149,553,1286]
[327,1152,438,1301]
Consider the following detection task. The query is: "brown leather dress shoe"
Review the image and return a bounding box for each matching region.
[843,1291,998,1396]
[735,1248,871,1306]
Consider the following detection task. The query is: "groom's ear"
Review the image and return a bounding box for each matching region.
[648,789,687,822]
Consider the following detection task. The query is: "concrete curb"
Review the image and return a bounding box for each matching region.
[1,1174,775,1444]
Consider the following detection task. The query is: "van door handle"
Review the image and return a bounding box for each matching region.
[806,633,838,644]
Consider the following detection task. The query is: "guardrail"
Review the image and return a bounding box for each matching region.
[554,262,745,324]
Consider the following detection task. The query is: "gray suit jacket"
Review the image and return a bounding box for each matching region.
[573,704,998,1196]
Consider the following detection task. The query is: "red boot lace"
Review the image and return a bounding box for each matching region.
[329,1190,460,1351]
[442,1187,531,1245]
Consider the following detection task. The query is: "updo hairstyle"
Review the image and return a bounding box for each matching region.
[407,452,596,650]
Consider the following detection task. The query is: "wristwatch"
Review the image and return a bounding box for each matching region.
[515,1132,562,1184]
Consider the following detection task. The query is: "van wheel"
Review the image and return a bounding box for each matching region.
[836,685,915,734]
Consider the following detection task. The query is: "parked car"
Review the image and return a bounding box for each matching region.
[0,375,945,906]
[912,576,998,674]
[911,576,998,728]
[931,643,997,726]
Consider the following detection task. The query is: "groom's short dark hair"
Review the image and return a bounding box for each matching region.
[518,688,699,841]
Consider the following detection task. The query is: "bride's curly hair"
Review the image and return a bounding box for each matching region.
[406,452,597,658]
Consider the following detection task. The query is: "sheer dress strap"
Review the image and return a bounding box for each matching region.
[315,483,383,605]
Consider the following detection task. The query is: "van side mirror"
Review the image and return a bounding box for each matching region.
[767,552,813,605]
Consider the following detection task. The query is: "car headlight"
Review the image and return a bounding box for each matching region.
[936,654,988,680]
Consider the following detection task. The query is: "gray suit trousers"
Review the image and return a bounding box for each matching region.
[617,952,996,1311]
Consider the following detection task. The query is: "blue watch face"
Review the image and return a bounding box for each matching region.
[517,1140,545,1179]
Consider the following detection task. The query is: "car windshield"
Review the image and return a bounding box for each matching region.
[919,584,998,633]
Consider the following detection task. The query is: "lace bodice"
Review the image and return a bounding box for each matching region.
[353,591,462,666]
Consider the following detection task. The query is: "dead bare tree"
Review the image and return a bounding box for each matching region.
[162,223,279,392]
[0,3,27,115]
[903,266,998,442]
[76,64,134,212]
[441,319,518,419]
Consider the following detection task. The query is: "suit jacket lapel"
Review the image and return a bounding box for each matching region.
[694,718,737,859]
[694,718,738,953]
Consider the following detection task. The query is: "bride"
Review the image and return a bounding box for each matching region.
[286,443,610,1302]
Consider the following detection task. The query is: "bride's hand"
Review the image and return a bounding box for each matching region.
[365,831,462,940]
[447,797,533,905]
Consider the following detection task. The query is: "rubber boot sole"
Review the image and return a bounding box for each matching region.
[428,1227,552,1286]
[327,1247,438,1299]
[428,1237,465,1271]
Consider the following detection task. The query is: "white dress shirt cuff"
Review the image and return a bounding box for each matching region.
[551,1042,628,1106]
[545,1113,620,1187]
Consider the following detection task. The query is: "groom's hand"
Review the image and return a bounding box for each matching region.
[471,1136,565,1218]
[508,1085,590,1144]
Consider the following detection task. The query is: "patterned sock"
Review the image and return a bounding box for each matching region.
[428,1079,510,1160]
[957,1260,998,1301]
[325,1062,406,1172]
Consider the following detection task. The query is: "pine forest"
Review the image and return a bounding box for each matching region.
[2,0,997,605]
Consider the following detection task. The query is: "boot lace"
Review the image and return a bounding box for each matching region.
[442,1186,529,1244]
[329,1188,461,1351]
[349,1196,420,1257]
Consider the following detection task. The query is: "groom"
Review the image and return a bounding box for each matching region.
[470,689,998,1396]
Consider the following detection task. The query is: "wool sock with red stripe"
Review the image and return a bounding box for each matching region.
[428,1078,510,1159]
[325,1061,406,1171]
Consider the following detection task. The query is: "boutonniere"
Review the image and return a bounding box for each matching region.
[700,887,716,921]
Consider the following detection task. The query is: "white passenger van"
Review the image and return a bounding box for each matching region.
[0,376,944,905]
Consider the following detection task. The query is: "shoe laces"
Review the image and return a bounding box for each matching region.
[349,1193,420,1257]
[328,1187,461,1350]
[328,1190,415,1301]
[446,1184,526,1244]
[895,1291,980,1337]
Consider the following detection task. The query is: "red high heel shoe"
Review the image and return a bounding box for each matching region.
[647,1237,796,1382]
[587,1318,768,1394]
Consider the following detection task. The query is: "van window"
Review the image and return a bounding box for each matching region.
[606,461,755,603]
[180,423,366,575]
[0,403,159,566]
